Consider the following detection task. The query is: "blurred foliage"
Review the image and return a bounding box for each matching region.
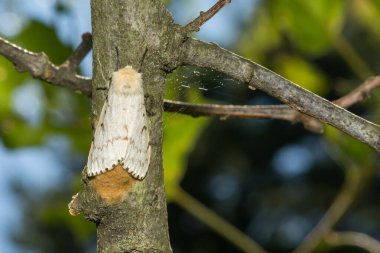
[164,67,214,199]
[269,0,344,55]
[163,111,208,200]
[0,21,91,151]
[14,21,72,64]
[351,0,380,38]
[11,184,95,253]
[325,125,373,166]
[1,0,380,253]
[0,18,93,253]
[171,0,380,252]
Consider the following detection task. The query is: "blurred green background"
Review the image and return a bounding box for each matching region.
[0,0,380,253]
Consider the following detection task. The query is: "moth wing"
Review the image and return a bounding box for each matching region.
[86,99,107,176]
[121,93,150,179]
[87,94,133,176]
[86,66,150,179]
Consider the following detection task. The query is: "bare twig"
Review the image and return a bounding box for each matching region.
[164,101,293,120]
[172,187,267,253]
[64,32,92,71]
[292,166,364,253]
[295,75,380,133]
[292,142,376,253]
[184,0,231,34]
[331,33,374,80]
[334,76,380,108]
[325,231,380,252]
[0,35,92,96]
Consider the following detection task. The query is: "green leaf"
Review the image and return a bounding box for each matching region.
[269,0,344,55]
[163,112,209,200]
[236,8,282,63]
[164,67,210,200]
[351,0,380,38]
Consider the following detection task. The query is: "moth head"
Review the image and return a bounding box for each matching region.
[112,66,142,94]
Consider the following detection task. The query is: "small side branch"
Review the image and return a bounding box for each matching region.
[184,0,231,34]
[324,231,380,252]
[0,35,91,96]
[292,165,364,253]
[64,32,93,72]
[334,76,380,108]
[164,101,293,120]
[172,187,267,253]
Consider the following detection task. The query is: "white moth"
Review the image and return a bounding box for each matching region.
[86,66,151,180]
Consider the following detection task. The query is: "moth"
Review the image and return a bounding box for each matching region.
[86,66,151,180]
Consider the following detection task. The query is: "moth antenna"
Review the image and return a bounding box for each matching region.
[115,46,120,70]
[138,47,148,72]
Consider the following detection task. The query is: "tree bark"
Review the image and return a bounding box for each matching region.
[70,0,176,252]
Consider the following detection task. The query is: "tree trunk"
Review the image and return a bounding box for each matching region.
[70,0,176,252]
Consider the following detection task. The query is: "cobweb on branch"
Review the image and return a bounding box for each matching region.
[164,65,250,128]
[163,65,284,129]
[166,66,242,99]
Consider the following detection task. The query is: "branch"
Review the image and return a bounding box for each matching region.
[324,231,380,252]
[331,34,374,80]
[0,35,91,96]
[2,33,380,137]
[172,187,267,253]
[334,76,380,108]
[164,76,380,133]
[292,165,364,253]
[184,0,231,34]
[64,32,92,72]
[181,38,380,153]
[2,34,380,135]
[164,101,293,119]
[287,76,380,133]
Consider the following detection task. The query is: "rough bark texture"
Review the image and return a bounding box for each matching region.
[91,1,173,252]
[71,0,178,252]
